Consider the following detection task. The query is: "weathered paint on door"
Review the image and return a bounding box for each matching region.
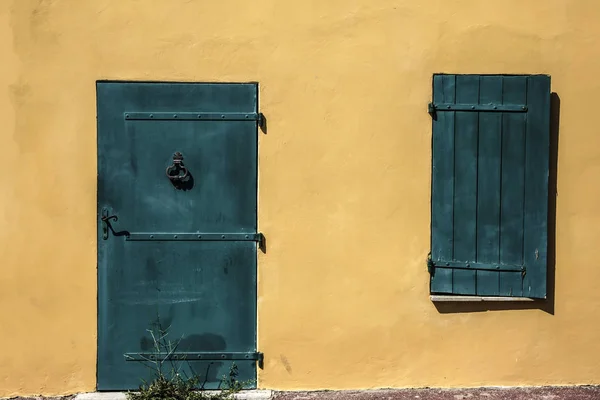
[97,82,259,390]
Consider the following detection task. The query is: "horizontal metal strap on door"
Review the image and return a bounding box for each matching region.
[432,260,525,272]
[428,103,527,112]
[126,232,263,242]
[124,352,263,362]
[124,112,261,121]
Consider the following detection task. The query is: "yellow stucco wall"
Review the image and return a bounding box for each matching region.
[2,0,600,396]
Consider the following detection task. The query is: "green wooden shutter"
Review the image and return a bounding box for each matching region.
[429,74,550,298]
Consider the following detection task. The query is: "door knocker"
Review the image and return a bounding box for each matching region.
[166,152,189,182]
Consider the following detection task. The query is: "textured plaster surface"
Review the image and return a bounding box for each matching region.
[2,0,600,396]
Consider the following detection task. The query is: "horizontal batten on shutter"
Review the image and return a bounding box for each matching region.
[428,103,527,113]
[430,260,525,273]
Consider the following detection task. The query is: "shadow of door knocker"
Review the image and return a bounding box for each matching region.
[166,152,189,182]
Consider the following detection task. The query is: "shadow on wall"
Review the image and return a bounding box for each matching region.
[434,93,560,316]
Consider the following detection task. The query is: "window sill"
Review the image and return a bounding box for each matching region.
[430,295,536,302]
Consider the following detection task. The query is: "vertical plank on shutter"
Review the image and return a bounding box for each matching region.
[476,76,502,295]
[431,74,455,293]
[499,76,527,296]
[523,75,550,298]
[453,75,479,295]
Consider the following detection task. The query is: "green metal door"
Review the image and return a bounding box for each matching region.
[97,82,260,390]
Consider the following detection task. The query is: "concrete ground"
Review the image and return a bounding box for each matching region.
[271,387,600,400]
[7,387,600,400]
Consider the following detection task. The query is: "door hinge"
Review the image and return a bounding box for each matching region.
[124,351,264,362]
[124,112,263,121]
[126,232,264,242]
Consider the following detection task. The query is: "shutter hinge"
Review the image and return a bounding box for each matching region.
[427,102,436,118]
[258,112,266,132]
[427,253,435,275]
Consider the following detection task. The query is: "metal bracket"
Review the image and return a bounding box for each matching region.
[124,352,263,362]
[126,232,264,242]
[428,102,527,115]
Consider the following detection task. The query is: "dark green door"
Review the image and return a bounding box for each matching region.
[97,82,260,390]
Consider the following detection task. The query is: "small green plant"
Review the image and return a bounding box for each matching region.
[126,322,252,400]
